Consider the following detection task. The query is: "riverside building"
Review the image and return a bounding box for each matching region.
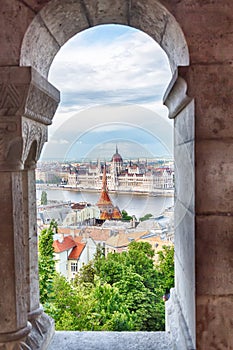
[67,147,174,193]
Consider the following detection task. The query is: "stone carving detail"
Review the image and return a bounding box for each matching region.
[25,84,59,125]
[0,67,59,125]
[0,121,19,162]
[0,313,54,350]
[0,341,31,350]
[25,312,54,350]
[0,84,28,117]
[0,117,47,170]
[22,119,47,167]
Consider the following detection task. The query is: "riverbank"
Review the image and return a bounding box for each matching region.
[36,184,174,197]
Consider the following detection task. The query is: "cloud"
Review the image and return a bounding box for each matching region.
[48,25,172,108]
[41,104,173,161]
[42,25,173,161]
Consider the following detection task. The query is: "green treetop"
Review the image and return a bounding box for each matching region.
[38,219,57,305]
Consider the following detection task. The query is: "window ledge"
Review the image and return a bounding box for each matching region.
[48,331,174,350]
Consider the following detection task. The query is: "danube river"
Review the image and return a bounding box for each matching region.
[36,188,174,219]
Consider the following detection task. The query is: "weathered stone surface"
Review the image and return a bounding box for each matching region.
[48,331,174,350]
[174,140,194,214]
[161,0,233,64]
[180,64,233,140]
[83,0,129,26]
[18,0,50,13]
[175,200,195,283]
[0,172,28,333]
[40,0,89,46]
[166,289,195,350]
[196,215,233,295]
[0,0,35,66]
[174,199,195,346]
[26,311,55,350]
[195,140,233,214]
[196,295,233,350]
[20,14,60,78]
[174,99,194,145]
[164,75,193,121]
[130,0,188,70]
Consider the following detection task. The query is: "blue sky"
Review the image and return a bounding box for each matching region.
[41,24,173,161]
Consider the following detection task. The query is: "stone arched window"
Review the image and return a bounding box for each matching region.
[1,1,196,349]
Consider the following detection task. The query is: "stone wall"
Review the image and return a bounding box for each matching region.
[0,1,232,349]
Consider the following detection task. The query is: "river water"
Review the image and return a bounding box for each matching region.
[37,188,173,220]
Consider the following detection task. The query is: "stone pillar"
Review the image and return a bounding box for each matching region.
[0,170,31,349]
[0,66,59,349]
[164,73,195,350]
[179,63,233,350]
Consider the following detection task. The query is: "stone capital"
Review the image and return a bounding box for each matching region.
[0,66,60,171]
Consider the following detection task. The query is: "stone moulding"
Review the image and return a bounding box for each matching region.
[0,323,32,344]
[163,71,192,119]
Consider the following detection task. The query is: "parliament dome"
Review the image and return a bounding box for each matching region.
[111,146,123,163]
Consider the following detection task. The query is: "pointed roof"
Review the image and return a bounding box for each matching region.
[96,166,113,206]
[53,236,76,253]
[68,242,86,260]
[112,206,122,220]
[111,145,123,163]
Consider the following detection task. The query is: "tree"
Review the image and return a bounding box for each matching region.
[38,220,57,305]
[156,245,175,294]
[121,209,133,221]
[139,213,153,221]
[42,240,174,332]
[40,190,47,205]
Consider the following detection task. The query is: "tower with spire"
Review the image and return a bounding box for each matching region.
[96,165,122,221]
[111,144,123,175]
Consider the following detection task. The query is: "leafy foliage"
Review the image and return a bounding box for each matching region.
[121,209,133,221]
[139,213,153,221]
[156,245,174,294]
[39,236,174,332]
[38,220,57,305]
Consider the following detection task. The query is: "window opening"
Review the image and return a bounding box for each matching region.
[37,24,175,333]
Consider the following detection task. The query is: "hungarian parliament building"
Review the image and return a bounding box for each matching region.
[67,147,174,194]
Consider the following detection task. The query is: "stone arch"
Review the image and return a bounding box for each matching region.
[18,1,194,350]
[20,0,189,78]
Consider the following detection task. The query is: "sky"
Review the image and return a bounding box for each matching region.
[41,24,173,161]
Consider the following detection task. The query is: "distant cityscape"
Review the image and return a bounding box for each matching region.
[36,146,174,194]
[37,146,174,282]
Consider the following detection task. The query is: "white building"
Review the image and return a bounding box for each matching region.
[53,235,96,282]
[62,203,100,227]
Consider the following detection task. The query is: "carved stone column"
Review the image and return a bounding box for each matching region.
[0,66,59,349]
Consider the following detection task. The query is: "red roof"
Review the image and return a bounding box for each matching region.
[100,210,112,220]
[68,242,86,260]
[112,207,122,219]
[53,236,76,253]
[97,190,113,205]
